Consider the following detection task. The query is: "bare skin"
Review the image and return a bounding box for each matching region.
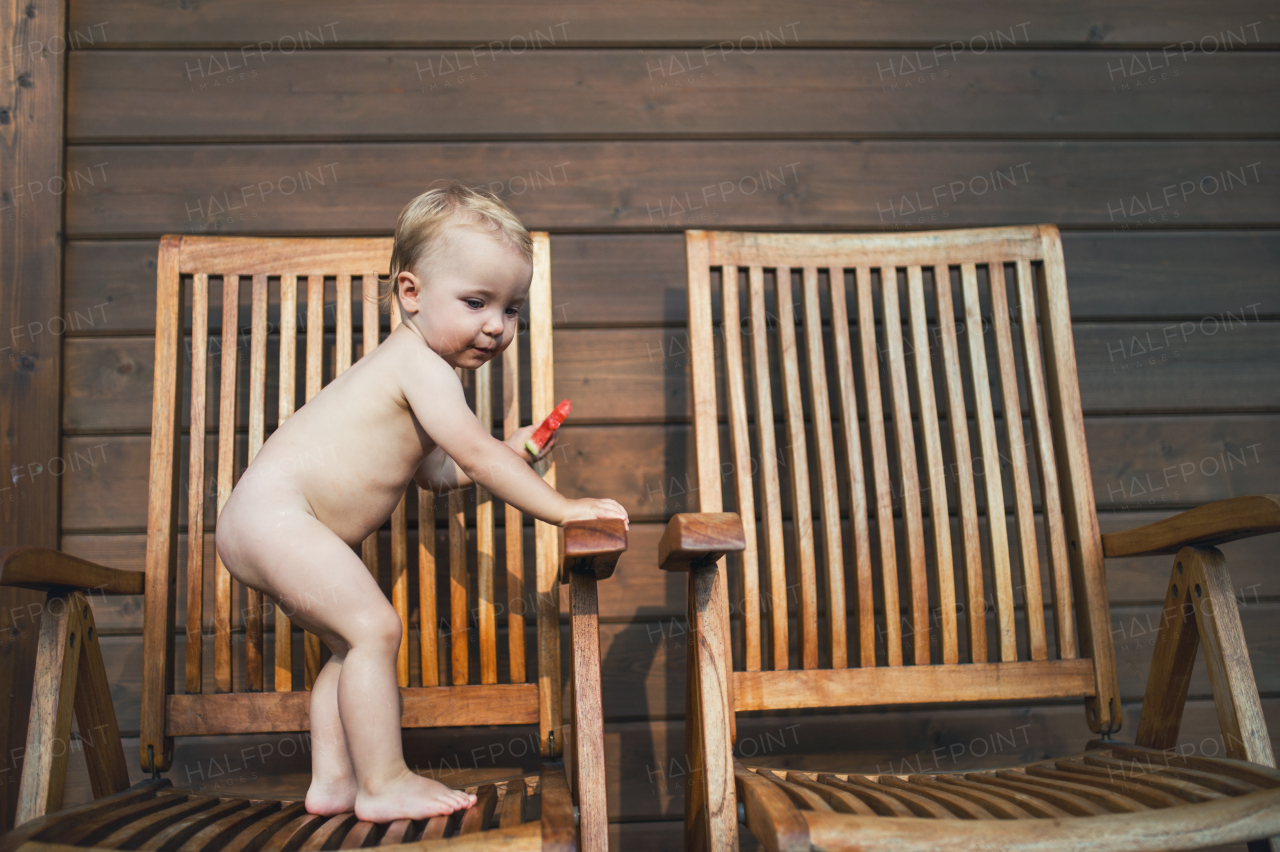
[215,220,628,822]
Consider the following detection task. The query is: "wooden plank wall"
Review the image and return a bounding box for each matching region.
[36,2,1280,848]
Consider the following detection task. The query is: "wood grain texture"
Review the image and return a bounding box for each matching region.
[0,1,67,826]
[63,143,1280,237]
[880,267,929,666]
[560,518,628,581]
[802,267,847,668]
[185,274,209,695]
[1104,495,1280,557]
[164,685,538,735]
[213,273,240,695]
[63,50,1280,142]
[64,2,1280,47]
[140,235,184,774]
[657,513,745,573]
[989,261,1047,662]
[16,592,85,824]
[71,595,131,802]
[568,575,608,852]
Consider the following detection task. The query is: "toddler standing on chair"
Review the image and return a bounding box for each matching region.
[214,183,629,822]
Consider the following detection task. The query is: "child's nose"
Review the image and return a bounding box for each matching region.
[481,313,505,336]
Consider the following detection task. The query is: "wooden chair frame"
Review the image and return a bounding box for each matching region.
[1,234,625,852]
[660,226,1280,851]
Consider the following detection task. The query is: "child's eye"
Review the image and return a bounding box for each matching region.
[505,307,520,317]
[465,298,483,309]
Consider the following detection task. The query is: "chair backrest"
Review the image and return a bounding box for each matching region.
[685,225,1121,734]
[139,235,565,773]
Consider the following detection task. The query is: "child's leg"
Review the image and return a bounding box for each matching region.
[304,655,356,815]
[217,502,476,820]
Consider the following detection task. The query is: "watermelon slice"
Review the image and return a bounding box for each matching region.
[525,399,572,457]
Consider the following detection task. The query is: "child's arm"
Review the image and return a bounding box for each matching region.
[415,425,556,493]
[401,347,624,527]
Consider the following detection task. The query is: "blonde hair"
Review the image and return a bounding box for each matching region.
[379,181,533,314]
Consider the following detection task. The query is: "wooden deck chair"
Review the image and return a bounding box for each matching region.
[0,234,625,852]
[662,226,1280,852]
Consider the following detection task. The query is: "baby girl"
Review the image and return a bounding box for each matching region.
[214,183,629,822]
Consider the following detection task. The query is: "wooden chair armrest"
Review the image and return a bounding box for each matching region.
[0,546,145,595]
[1102,495,1280,558]
[658,512,745,571]
[559,518,628,582]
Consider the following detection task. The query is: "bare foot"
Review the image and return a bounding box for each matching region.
[354,769,477,823]
[305,776,357,816]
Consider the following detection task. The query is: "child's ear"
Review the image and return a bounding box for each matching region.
[397,270,423,312]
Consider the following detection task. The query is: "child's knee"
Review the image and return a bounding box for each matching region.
[352,603,403,653]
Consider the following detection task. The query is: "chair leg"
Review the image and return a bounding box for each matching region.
[16,591,86,825]
[567,573,607,852]
[70,594,130,799]
[684,566,738,852]
[1136,546,1276,852]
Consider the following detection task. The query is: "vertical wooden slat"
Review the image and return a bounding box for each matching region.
[856,267,901,666]
[906,266,958,665]
[1015,260,1076,659]
[185,274,209,694]
[880,267,929,666]
[245,274,269,691]
[720,266,761,671]
[934,267,986,663]
[214,273,241,693]
[335,274,352,372]
[418,487,439,687]
[828,269,875,668]
[303,274,325,690]
[747,266,788,669]
[274,274,298,691]
[774,267,817,670]
[1036,227,1119,732]
[476,361,498,685]
[140,236,184,776]
[801,267,847,668]
[687,234,735,745]
[529,233,562,755]
[988,262,1047,662]
[503,340,526,683]
[360,275,382,589]
[961,263,1017,662]
[450,368,469,686]
[387,303,409,688]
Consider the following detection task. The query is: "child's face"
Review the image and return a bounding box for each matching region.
[397,226,532,370]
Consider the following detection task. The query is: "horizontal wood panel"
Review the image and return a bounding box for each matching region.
[54,415,1280,529]
[90,602,1280,728]
[65,2,1280,48]
[60,508,1279,635]
[166,685,538,735]
[64,142,1279,236]
[59,321,1280,432]
[62,232,1280,332]
[55,699,1280,827]
[67,51,1280,142]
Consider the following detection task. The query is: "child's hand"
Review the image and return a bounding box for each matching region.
[563,497,629,530]
[507,425,558,463]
